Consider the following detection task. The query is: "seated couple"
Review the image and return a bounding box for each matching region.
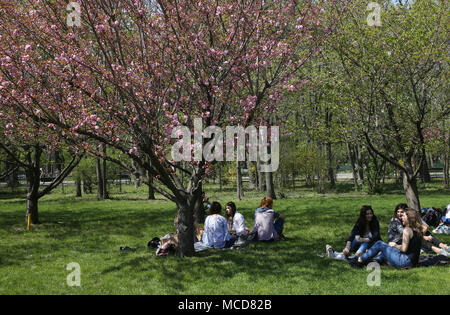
[201,197,286,249]
[326,204,449,269]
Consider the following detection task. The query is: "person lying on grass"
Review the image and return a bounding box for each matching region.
[388,203,449,257]
[225,201,248,236]
[327,205,380,260]
[251,196,286,241]
[201,202,236,249]
[348,208,423,269]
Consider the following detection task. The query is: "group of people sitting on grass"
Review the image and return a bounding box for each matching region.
[152,196,286,255]
[200,196,286,250]
[326,203,450,269]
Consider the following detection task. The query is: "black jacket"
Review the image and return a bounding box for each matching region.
[346,217,381,243]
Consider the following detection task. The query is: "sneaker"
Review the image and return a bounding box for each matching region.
[326,245,336,258]
[438,249,449,257]
[347,257,363,269]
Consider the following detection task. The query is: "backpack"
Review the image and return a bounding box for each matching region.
[421,208,443,227]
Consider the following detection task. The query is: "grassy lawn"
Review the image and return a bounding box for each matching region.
[0,182,449,295]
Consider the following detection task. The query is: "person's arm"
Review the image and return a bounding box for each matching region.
[366,220,380,243]
[346,222,359,243]
[234,213,246,234]
[390,227,412,253]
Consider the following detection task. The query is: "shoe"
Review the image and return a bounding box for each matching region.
[438,249,449,257]
[347,257,364,269]
[326,245,335,258]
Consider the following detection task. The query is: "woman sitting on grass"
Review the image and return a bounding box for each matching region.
[251,197,286,241]
[202,201,234,249]
[349,208,423,269]
[389,203,449,257]
[225,201,248,236]
[327,205,381,260]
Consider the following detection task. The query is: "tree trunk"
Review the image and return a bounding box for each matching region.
[102,145,109,199]
[177,200,195,257]
[265,171,276,199]
[193,183,204,224]
[26,194,40,225]
[402,171,421,211]
[148,175,155,200]
[218,162,223,192]
[25,146,42,224]
[6,159,19,188]
[76,179,82,197]
[347,143,359,191]
[327,142,335,189]
[442,118,449,189]
[96,157,103,199]
[419,147,431,183]
[236,161,244,200]
[247,159,256,190]
[356,144,364,183]
[257,158,266,192]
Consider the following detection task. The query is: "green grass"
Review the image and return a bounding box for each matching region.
[0,182,449,295]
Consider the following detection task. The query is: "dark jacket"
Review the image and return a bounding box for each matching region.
[347,217,382,244]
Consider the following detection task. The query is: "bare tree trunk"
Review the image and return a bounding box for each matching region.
[148,175,155,200]
[76,178,82,197]
[219,163,223,192]
[356,144,364,183]
[247,159,256,190]
[257,158,266,192]
[177,200,195,257]
[402,171,420,211]
[327,142,335,189]
[347,143,359,191]
[25,146,42,224]
[265,171,276,199]
[236,161,244,200]
[96,157,103,199]
[102,145,109,199]
[442,118,449,189]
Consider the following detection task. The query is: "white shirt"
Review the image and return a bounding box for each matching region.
[232,212,247,235]
[202,215,231,249]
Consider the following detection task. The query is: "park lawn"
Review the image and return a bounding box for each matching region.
[0,183,449,295]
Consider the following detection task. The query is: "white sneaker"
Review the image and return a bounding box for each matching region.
[438,249,449,257]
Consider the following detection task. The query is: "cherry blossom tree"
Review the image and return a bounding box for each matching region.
[0,0,343,256]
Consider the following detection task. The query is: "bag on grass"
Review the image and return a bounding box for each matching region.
[421,208,443,227]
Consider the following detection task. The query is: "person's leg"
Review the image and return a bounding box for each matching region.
[359,240,384,262]
[274,218,285,235]
[355,242,370,257]
[350,238,362,253]
[361,241,412,268]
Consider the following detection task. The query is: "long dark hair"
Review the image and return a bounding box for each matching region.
[226,201,237,217]
[358,205,377,233]
[393,203,408,219]
[209,201,222,215]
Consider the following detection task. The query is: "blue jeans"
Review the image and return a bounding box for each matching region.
[360,240,413,269]
[350,238,370,255]
[274,218,285,235]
